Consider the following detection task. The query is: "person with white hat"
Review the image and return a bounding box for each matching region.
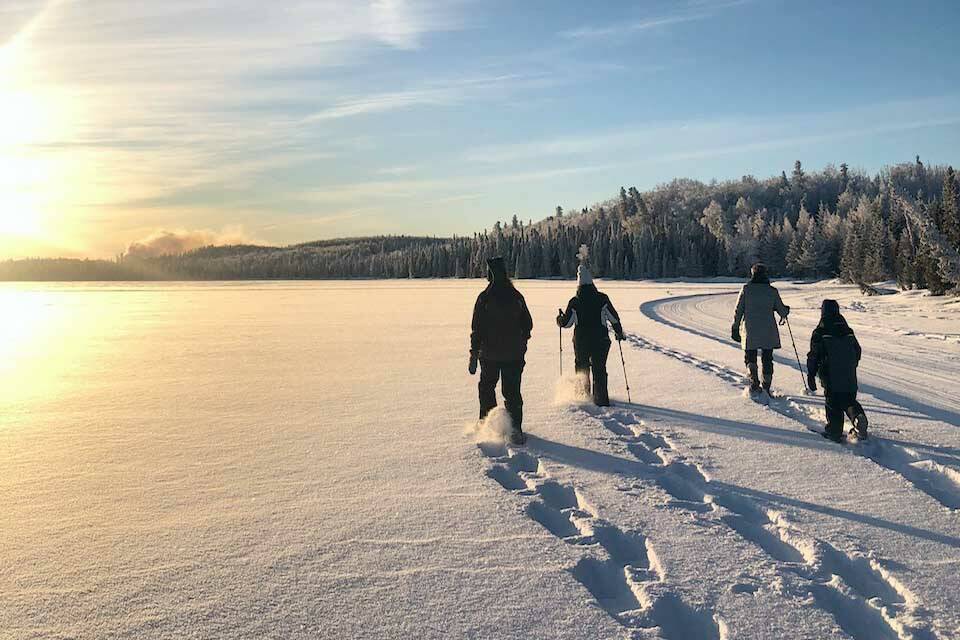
[555,259,625,406]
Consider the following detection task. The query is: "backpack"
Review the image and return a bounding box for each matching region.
[822,334,859,393]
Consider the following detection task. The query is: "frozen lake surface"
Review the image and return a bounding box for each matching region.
[2,280,959,639]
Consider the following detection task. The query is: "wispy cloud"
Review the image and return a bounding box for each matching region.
[4,0,468,254]
[560,0,752,40]
[303,73,552,121]
[461,97,960,168]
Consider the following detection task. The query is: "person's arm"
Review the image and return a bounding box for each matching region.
[731,288,745,341]
[602,296,625,340]
[806,329,822,390]
[774,289,790,320]
[853,333,862,362]
[470,294,484,358]
[519,294,533,340]
[557,298,577,329]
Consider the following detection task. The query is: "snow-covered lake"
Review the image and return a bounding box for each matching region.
[2,280,959,639]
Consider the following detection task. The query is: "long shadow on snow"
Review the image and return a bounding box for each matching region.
[641,294,960,427]
[609,401,960,549]
[525,434,645,477]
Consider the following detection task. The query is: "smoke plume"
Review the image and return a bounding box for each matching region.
[126,227,255,258]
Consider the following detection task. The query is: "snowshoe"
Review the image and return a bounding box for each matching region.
[509,429,527,446]
[850,413,869,440]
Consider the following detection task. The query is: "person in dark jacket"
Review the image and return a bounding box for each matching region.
[731,263,790,394]
[806,299,868,442]
[469,256,534,445]
[556,263,625,406]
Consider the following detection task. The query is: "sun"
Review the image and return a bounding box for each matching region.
[0,87,62,240]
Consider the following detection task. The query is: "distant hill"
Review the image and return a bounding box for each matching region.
[3,159,958,294]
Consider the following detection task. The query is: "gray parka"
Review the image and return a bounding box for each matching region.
[732,279,790,350]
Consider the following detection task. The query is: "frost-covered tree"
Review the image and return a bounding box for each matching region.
[799,217,830,277]
[786,205,811,274]
[893,193,960,294]
[700,200,726,241]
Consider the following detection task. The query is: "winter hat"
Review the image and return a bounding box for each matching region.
[821,299,840,317]
[577,264,593,286]
[486,256,507,283]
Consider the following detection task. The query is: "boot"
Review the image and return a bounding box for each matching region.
[509,429,527,446]
[821,427,845,443]
[761,372,773,393]
[746,363,761,393]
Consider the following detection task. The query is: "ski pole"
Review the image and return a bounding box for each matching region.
[785,316,809,393]
[559,325,563,377]
[618,339,631,403]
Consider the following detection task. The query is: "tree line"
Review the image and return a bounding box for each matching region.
[3,158,959,293]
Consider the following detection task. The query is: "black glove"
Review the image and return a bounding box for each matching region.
[807,376,817,392]
[615,332,625,342]
[556,308,565,327]
[468,356,478,375]
[731,326,741,343]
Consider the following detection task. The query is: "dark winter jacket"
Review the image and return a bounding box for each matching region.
[806,301,861,394]
[557,284,624,350]
[732,273,790,350]
[470,283,533,362]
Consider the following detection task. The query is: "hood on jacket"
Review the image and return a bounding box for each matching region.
[817,299,852,335]
[486,256,508,285]
[749,262,770,284]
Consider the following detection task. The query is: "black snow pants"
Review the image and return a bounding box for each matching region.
[744,349,774,378]
[575,341,612,406]
[479,360,524,431]
[824,391,864,436]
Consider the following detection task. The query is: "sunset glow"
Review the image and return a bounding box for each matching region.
[1,1,959,260]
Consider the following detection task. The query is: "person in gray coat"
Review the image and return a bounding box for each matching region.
[731,263,790,394]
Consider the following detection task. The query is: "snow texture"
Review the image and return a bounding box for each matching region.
[1,279,959,639]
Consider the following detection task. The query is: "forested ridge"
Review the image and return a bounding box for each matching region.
[4,158,960,293]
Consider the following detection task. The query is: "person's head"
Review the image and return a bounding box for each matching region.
[821,299,841,318]
[750,263,768,282]
[486,256,509,285]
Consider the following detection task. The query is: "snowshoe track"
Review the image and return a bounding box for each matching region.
[477,438,726,639]
[579,405,938,640]
[626,333,960,512]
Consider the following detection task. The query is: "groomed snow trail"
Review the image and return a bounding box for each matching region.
[572,403,937,640]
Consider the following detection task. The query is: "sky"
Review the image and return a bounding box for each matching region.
[1,0,959,259]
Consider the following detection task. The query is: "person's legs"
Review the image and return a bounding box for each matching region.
[591,342,612,406]
[574,346,592,398]
[500,361,525,432]
[744,349,760,390]
[824,392,847,437]
[478,360,500,420]
[844,393,868,437]
[760,349,774,391]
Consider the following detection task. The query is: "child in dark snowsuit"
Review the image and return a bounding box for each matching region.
[806,299,868,442]
[556,264,625,407]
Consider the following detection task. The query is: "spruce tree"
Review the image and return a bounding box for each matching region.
[942,166,960,250]
[799,218,829,277]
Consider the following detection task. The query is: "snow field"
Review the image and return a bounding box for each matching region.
[1,279,958,639]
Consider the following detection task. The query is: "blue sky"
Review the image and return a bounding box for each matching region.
[2,0,959,257]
